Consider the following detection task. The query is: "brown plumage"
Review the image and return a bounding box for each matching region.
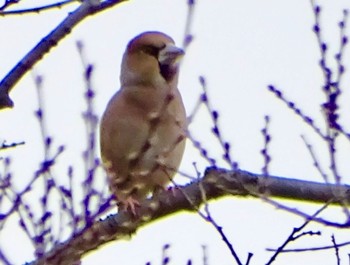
[100,32,187,214]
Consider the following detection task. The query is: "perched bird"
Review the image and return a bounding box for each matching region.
[100,32,187,215]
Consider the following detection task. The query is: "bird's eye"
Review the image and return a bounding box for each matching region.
[142,45,160,57]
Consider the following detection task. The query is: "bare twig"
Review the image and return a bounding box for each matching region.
[0,140,25,150]
[0,0,127,109]
[265,204,326,264]
[0,0,79,15]
[0,0,20,11]
[260,115,271,175]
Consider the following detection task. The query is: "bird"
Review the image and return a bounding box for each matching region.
[100,31,187,215]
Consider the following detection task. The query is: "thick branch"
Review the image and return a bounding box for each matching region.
[30,167,350,265]
[0,0,127,109]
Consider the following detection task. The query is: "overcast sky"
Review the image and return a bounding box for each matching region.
[1,0,350,264]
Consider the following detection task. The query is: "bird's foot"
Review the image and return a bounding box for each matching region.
[119,196,141,216]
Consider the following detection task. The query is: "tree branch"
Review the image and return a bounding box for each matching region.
[29,167,350,265]
[0,0,127,109]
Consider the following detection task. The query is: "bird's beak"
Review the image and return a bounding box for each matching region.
[158,44,185,65]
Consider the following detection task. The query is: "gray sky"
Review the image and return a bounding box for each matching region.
[1,0,350,264]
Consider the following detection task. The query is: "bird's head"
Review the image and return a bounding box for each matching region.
[120,31,184,88]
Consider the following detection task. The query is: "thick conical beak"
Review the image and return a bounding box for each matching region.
[158,43,185,65]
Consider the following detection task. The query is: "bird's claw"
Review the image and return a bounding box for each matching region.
[119,196,141,216]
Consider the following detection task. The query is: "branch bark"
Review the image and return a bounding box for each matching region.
[29,167,350,265]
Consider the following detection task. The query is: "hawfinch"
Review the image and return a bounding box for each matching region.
[100,32,187,214]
